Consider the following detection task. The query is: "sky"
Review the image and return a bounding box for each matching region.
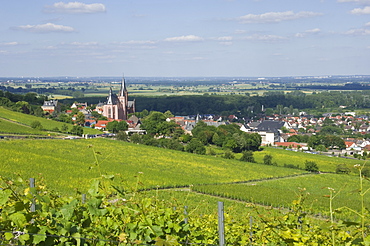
[0,0,370,78]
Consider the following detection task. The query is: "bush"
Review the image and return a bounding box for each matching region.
[240,151,255,163]
[30,120,43,130]
[222,151,235,159]
[336,164,350,174]
[263,154,273,165]
[305,160,319,172]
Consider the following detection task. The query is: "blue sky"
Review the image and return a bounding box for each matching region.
[0,0,370,77]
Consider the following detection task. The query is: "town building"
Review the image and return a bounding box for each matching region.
[102,77,135,120]
[41,99,60,113]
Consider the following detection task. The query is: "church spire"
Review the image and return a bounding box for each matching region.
[119,75,127,97]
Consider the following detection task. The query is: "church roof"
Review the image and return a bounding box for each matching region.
[106,87,118,105]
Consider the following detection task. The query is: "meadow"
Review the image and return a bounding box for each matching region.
[0,106,100,135]
[253,147,360,173]
[192,173,369,219]
[0,118,47,135]
[0,138,304,194]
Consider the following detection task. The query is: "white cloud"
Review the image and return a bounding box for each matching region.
[44,2,106,14]
[116,40,156,45]
[338,0,370,5]
[70,41,99,46]
[164,35,204,42]
[295,28,321,37]
[14,23,75,33]
[243,34,286,41]
[351,6,370,14]
[344,28,370,35]
[237,11,322,24]
[217,36,233,41]
[366,22,370,26]
[0,42,20,46]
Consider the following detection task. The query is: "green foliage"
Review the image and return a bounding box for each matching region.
[305,160,319,172]
[116,131,128,141]
[185,138,206,155]
[239,150,255,163]
[222,151,235,159]
[263,154,273,165]
[70,125,83,136]
[106,120,128,133]
[336,164,351,174]
[30,120,43,130]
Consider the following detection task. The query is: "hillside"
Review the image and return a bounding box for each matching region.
[0,138,305,194]
[0,106,101,135]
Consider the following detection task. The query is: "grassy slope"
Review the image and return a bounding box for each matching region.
[193,173,370,218]
[0,138,304,194]
[0,106,100,135]
[0,118,47,135]
[254,147,360,173]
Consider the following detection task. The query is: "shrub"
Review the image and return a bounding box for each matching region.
[336,164,350,174]
[30,120,43,130]
[222,151,235,159]
[263,154,273,165]
[240,151,255,163]
[305,160,319,172]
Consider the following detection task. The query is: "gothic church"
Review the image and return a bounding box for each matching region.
[102,77,135,120]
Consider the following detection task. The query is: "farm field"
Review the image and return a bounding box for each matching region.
[254,147,360,173]
[0,106,100,135]
[0,138,305,194]
[0,118,47,135]
[192,172,369,219]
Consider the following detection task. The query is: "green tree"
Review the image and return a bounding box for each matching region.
[30,120,43,130]
[116,131,128,141]
[240,151,255,163]
[106,121,128,133]
[185,138,206,155]
[70,125,83,136]
[263,154,273,165]
[305,160,319,172]
[61,124,69,133]
[75,112,86,126]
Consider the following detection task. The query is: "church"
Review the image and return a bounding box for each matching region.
[102,77,135,120]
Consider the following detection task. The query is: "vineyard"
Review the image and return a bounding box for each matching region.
[0,118,47,135]
[1,138,370,245]
[0,107,100,135]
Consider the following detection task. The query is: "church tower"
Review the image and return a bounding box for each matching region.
[102,75,135,121]
[118,76,128,120]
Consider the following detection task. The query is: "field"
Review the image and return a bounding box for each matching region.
[0,118,47,135]
[192,173,369,219]
[0,106,100,135]
[0,138,304,194]
[253,147,360,173]
[1,137,370,244]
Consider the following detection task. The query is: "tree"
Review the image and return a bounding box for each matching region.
[263,154,273,165]
[70,125,83,136]
[240,151,255,163]
[305,160,319,172]
[75,112,86,126]
[106,121,128,133]
[61,124,69,133]
[30,120,43,130]
[185,138,206,155]
[116,131,128,141]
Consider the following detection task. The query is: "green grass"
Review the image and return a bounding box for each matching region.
[0,138,304,194]
[192,173,369,220]
[0,118,47,135]
[254,147,360,173]
[0,106,100,135]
